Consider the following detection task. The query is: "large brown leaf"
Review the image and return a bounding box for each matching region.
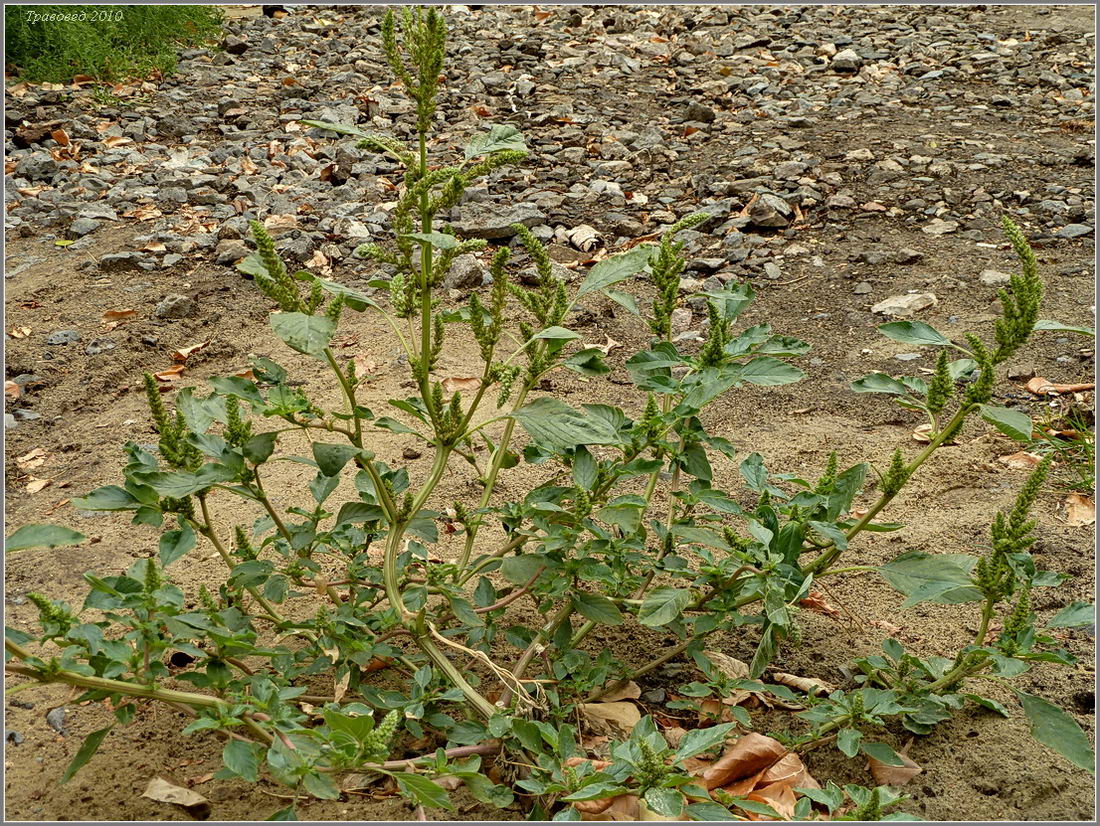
[699,733,788,790]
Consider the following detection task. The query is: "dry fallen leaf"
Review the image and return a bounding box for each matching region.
[597,680,641,702]
[351,355,379,376]
[912,423,933,443]
[5,380,21,401]
[771,672,836,696]
[9,327,32,340]
[142,777,210,817]
[154,366,186,382]
[102,308,137,323]
[758,752,818,789]
[16,448,48,471]
[172,340,211,362]
[1065,493,1095,527]
[579,701,641,738]
[1026,376,1095,396]
[700,733,788,790]
[998,450,1043,469]
[798,591,840,618]
[591,336,622,355]
[26,478,52,494]
[568,224,603,252]
[746,778,798,820]
[868,751,922,786]
[442,376,481,394]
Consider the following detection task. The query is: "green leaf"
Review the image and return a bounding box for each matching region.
[731,357,805,387]
[500,555,547,585]
[312,442,367,477]
[836,728,862,757]
[394,772,454,810]
[604,289,639,315]
[267,806,298,821]
[879,551,984,607]
[851,373,912,395]
[159,521,196,567]
[1048,601,1095,628]
[686,801,740,821]
[6,524,86,552]
[1034,319,1095,337]
[572,593,623,626]
[209,375,265,406]
[1017,690,1095,772]
[962,693,1010,717]
[270,312,336,358]
[223,739,260,782]
[878,321,952,347]
[135,465,237,498]
[730,798,782,818]
[979,404,1034,443]
[243,432,279,464]
[402,231,460,250]
[71,485,140,512]
[302,771,341,800]
[674,722,735,761]
[576,245,655,298]
[644,787,685,818]
[512,397,622,450]
[464,124,526,160]
[638,587,691,628]
[861,741,905,767]
[60,727,112,783]
[299,119,371,137]
[534,326,580,341]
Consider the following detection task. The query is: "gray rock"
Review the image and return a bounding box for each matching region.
[895,353,921,361]
[922,219,959,235]
[84,337,117,356]
[1055,223,1093,239]
[98,252,144,272]
[832,48,862,71]
[162,253,184,268]
[45,329,81,346]
[453,202,545,239]
[979,269,1012,287]
[69,217,100,238]
[748,193,792,228]
[763,262,782,279]
[154,293,197,319]
[444,254,488,291]
[4,413,16,430]
[685,101,716,123]
[215,239,251,265]
[670,307,693,335]
[895,247,923,264]
[45,707,67,736]
[854,281,873,294]
[156,115,194,138]
[222,35,249,55]
[871,293,938,317]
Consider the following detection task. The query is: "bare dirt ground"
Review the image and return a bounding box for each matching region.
[4,4,1095,822]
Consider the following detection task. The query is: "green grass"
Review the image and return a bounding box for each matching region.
[5,5,223,83]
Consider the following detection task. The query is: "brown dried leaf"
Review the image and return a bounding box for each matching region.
[351,355,378,375]
[597,680,641,702]
[998,450,1043,469]
[442,376,481,394]
[154,365,186,382]
[102,308,137,323]
[912,423,933,443]
[579,793,641,821]
[758,752,816,788]
[263,213,298,232]
[142,777,210,817]
[16,448,48,471]
[771,672,836,696]
[700,733,788,790]
[1026,377,1095,396]
[868,751,922,786]
[662,726,689,749]
[746,779,798,820]
[1065,494,1095,527]
[580,701,640,738]
[103,135,132,148]
[51,129,70,146]
[172,340,211,362]
[26,477,52,494]
[5,380,21,401]
[798,591,840,618]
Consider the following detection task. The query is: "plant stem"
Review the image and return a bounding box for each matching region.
[455,385,531,575]
[324,347,363,446]
[503,601,574,708]
[6,639,226,709]
[807,403,975,575]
